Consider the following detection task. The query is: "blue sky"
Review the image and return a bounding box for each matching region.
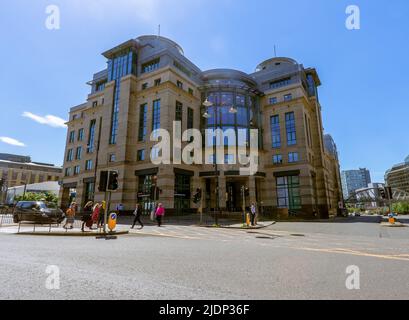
[0,0,408,182]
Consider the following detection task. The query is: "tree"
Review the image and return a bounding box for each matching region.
[14,192,58,204]
[392,202,409,214]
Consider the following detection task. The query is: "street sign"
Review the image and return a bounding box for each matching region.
[108,212,117,232]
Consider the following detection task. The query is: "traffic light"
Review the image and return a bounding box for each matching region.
[107,171,119,191]
[98,171,108,192]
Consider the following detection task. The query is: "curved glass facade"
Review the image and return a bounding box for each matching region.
[201,88,260,148]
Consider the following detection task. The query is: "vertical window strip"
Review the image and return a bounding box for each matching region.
[285,112,297,146]
[270,115,281,148]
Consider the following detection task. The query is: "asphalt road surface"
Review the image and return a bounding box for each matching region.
[1,215,409,300]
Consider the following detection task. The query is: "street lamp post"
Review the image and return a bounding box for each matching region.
[202,97,237,226]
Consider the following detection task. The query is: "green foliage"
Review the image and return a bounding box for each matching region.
[392,202,409,214]
[14,192,58,204]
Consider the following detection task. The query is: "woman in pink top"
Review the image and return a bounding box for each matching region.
[155,203,165,227]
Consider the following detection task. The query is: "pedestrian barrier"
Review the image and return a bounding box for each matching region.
[0,214,14,227]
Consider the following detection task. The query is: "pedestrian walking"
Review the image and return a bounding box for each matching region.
[250,203,257,226]
[91,202,101,227]
[63,202,76,229]
[98,201,106,228]
[131,203,144,229]
[81,201,94,232]
[155,203,165,227]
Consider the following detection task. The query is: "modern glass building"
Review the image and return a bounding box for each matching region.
[341,168,372,199]
[60,35,343,219]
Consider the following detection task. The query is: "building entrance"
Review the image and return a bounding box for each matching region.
[226,180,248,212]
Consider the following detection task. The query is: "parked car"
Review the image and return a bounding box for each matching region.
[13,201,64,224]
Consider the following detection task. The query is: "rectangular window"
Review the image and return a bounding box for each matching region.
[85,160,93,171]
[276,175,301,210]
[177,80,183,89]
[224,154,235,164]
[96,81,106,92]
[270,77,291,89]
[175,101,183,123]
[109,154,116,162]
[152,99,161,137]
[69,131,75,143]
[154,78,161,86]
[188,88,194,96]
[284,94,293,102]
[270,115,281,148]
[78,128,84,141]
[285,112,297,146]
[92,101,98,108]
[137,149,145,161]
[84,182,95,202]
[74,165,80,175]
[76,147,82,160]
[138,104,147,142]
[174,174,191,212]
[187,108,194,130]
[142,83,148,90]
[288,152,299,163]
[142,58,160,74]
[66,149,73,162]
[269,97,278,105]
[65,168,72,177]
[273,154,283,164]
[87,119,96,153]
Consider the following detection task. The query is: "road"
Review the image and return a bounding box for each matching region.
[1,215,409,300]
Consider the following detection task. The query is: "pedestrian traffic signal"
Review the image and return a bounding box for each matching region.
[98,171,108,192]
[107,171,119,191]
[193,188,202,204]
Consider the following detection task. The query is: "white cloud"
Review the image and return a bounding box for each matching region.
[0,137,26,147]
[22,112,67,128]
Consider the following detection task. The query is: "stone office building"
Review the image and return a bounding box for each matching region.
[0,153,62,203]
[60,35,343,218]
[385,156,409,193]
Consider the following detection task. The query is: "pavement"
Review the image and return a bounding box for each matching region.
[1,214,409,300]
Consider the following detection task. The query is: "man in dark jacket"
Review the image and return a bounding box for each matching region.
[131,203,144,229]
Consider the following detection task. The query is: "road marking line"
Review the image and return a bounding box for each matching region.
[292,246,409,262]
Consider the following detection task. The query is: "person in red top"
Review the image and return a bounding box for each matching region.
[155,203,165,227]
[91,203,101,227]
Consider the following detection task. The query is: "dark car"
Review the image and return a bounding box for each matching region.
[13,201,64,224]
